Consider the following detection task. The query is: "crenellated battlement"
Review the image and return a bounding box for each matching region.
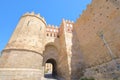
[20,12,74,38]
[47,25,59,29]
[22,12,46,25]
[64,19,74,24]
[64,19,74,33]
[1,0,120,80]
[46,19,74,38]
[46,25,60,38]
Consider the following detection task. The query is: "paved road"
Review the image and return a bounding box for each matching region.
[44,73,57,80]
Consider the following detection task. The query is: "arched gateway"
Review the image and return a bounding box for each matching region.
[0,0,120,79]
[0,12,83,80]
[44,58,57,78]
[43,44,59,79]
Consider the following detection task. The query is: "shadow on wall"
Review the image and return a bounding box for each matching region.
[0,51,1,56]
[44,58,58,79]
[71,27,85,80]
[72,0,120,79]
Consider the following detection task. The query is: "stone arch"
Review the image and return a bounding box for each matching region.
[43,43,59,78]
[44,42,59,51]
[43,45,58,63]
[45,58,58,77]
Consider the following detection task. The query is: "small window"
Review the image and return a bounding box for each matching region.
[100,13,102,16]
[116,7,119,10]
[68,29,70,31]
[47,33,49,36]
[57,35,59,38]
[50,33,52,37]
[100,21,102,24]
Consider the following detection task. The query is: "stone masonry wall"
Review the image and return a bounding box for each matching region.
[57,20,71,80]
[74,0,120,79]
[0,50,44,80]
[75,0,120,68]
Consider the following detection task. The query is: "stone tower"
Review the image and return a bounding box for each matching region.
[0,0,120,80]
[0,12,47,80]
[0,12,79,80]
[6,12,46,53]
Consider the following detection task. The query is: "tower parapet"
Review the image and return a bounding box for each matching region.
[5,12,46,53]
[64,19,74,33]
[46,25,60,38]
[22,12,46,25]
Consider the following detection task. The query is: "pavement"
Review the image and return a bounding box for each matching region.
[44,73,57,80]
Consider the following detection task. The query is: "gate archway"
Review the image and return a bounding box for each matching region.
[43,44,59,79]
[44,58,57,78]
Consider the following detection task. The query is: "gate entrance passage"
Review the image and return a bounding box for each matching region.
[44,59,57,79]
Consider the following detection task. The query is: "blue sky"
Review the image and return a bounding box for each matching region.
[0,0,92,52]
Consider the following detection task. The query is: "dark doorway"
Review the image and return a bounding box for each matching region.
[44,59,57,79]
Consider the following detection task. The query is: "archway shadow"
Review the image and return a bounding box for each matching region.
[44,58,58,79]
